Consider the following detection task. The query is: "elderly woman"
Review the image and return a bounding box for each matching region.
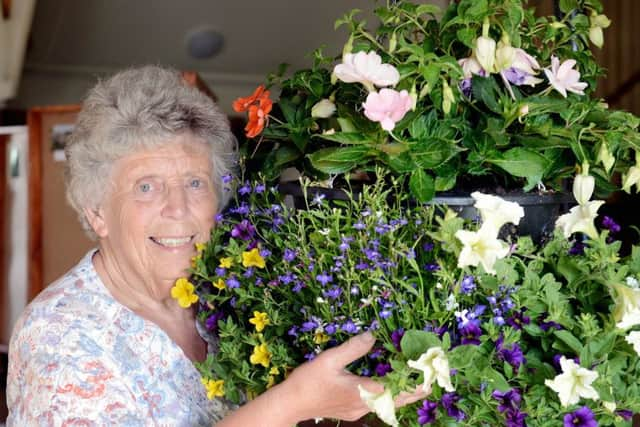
[6,66,421,426]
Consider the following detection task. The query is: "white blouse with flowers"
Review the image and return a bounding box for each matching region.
[7,250,232,426]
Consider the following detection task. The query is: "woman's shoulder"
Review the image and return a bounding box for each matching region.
[11,250,115,343]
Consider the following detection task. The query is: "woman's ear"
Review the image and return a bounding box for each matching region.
[84,206,108,238]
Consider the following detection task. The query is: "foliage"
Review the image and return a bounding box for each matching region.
[233,0,639,203]
[190,173,640,426]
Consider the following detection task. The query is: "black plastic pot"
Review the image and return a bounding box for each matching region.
[278,182,575,244]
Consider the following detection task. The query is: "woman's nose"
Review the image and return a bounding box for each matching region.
[162,185,189,218]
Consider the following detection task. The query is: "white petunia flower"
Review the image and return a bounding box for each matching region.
[407,346,454,393]
[333,51,400,92]
[455,224,510,275]
[612,282,640,329]
[544,356,599,407]
[625,331,640,356]
[554,201,605,239]
[357,385,398,427]
[471,192,525,234]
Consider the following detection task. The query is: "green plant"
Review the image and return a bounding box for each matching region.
[233,0,639,202]
[186,170,640,426]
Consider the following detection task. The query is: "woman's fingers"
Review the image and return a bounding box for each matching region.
[394,386,430,407]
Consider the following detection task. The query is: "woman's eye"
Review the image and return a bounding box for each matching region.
[189,178,203,189]
[139,183,152,193]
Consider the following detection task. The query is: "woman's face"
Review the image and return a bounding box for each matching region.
[90,134,217,289]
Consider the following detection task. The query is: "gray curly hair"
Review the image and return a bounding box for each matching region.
[64,65,238,239]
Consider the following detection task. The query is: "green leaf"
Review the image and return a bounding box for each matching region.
[559,0,579,13]
[487,147,550,190]
[307,146,371,174]
[553,330,584,355]
[481,367,510,391]
[471,75,502,115]
[384,151,416,173]
[415,4,441,16]
[314,132,371,145]
[401,330,441,360]
[448,344,480,369]
[409,169,435,203]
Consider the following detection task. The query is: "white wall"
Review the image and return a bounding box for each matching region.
[1,126,28,343]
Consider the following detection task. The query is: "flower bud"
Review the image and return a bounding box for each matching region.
[573,165,595,205]
[474,36,496,74]
[311,99,336,118]
[622,165,640,194]
[518,104,529,118]
[597,142,615,173]
[589,26,604,48]
[442,80,455,115]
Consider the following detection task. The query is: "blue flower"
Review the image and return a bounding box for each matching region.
[460,275,476,294]
[341,319,359,334]
[316,272,333,285]
[283,248,297,262]
[226,276,240,289]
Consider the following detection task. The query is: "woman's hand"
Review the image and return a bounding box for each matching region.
[218,332,428,427]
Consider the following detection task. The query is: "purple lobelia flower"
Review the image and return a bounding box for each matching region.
[563,406,598,427]
[316,271,333,285]
[283,248,297,262]
[341,319,359,334]
[231,219,256,240]
[417,400,438,425]
[492,389,522,413]
[441,393,465,421]
[238,181,252,196]
[460,275,476,294]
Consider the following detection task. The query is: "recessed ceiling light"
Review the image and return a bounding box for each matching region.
[185,27,224,59]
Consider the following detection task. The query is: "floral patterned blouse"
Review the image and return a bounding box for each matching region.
[6,250,232,426]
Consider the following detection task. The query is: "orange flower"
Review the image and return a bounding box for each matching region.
[233,85,267,113]
[245,96,273,138]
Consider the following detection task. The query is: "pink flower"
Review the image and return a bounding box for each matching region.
[362,89,413,131]
[543,56,588,97]
[334,51,400,92]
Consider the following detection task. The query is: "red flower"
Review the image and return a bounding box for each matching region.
[233,85,273,138]
[245,96,273,138]
[233,85,268,113]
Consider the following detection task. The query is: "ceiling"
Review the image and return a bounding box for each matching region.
[11,0,443,112]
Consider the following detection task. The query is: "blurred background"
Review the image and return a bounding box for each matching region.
[1,0,639,423]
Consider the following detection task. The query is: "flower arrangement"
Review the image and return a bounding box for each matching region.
[232,0,640,202]
[183,168,640,426]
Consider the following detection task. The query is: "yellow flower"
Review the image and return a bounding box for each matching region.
[314,331,330,344]
[201,378,225,399]
[269,367,280,375]
[170,278,199,308]
[195,242,207,253]
[219,257,234,268]
[249,311,270,332]
[213,278,226,290]
[250,343,272,367]
[242,248,266,268]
